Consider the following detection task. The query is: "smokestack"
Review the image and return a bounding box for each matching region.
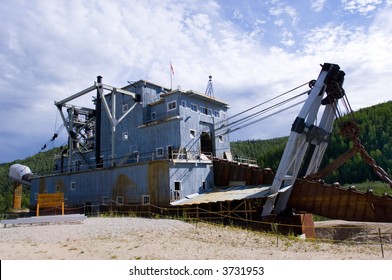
[95,75,102,168]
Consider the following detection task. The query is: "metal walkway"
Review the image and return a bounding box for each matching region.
[1,214,87,228]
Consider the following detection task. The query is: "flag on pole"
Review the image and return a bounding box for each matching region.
[170,61,174,75]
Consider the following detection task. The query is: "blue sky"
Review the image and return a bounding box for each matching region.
[1,0,392,163]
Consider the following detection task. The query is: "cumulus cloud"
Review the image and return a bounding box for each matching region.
[310,0,327,12]
[342,0,383,15]
[0,0,392,162]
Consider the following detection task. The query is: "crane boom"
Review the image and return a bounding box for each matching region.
[262,63,346,216]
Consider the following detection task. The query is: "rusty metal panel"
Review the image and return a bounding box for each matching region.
[30,161,173,209]
[213,158,274,187]
[148,160,170,205]
[288,179,392,222]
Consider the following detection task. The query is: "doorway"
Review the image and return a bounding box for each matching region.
[200,132,213,155]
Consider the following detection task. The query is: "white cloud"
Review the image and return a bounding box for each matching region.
[280,30,296,46]
[341,0,383,15]
[1,0,392,162]
[310,0,327,12]
[269,3,299,27]
[274,19,285,26]
[233,9,243,19]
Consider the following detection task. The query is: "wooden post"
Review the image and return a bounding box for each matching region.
[13,182,23,210]
[378,228,384,258]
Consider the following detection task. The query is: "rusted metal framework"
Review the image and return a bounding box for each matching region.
[55,77,139,169]
[289,180,392,222]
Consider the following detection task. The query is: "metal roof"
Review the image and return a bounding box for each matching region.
[170,185,271,206]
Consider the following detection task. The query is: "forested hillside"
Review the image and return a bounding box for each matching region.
[0,149,57,212]
[0,101,391,213]
[231,137,287,171]
[232,101,392,185]
[325,101,392,183]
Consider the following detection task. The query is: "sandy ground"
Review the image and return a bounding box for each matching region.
[0,217,391,260]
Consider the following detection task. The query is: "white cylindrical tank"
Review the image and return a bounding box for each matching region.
[9,164,33,182]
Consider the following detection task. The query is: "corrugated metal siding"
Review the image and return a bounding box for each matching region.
[30,161,172,207]
[169,162,214,200]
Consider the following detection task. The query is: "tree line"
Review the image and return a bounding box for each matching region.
[0,101,391,213]
[231,101,392,186]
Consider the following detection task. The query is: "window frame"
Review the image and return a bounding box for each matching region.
[167,100,177,111]
[156,147,164,157]
[142,195,150,205]
[122,103,129,113]
[190,129,196,139]
[190,103,198,112]
[122,132,129,141]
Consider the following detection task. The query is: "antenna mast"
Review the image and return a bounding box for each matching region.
[205,75,214,98]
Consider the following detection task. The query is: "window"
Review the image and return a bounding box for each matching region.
[214,110,220,118]
[181,100,187,107]
[167,145,173,159]
[116,196,123,205]
[122,104,128,113]
[142,195,150,205]
[102,196,109,205]
[191,103,198,112]
[202,181,206,190]
[151,112,156,120]
[167,100,177,111]
[190,129,196,138]
[218,135,224,143]
[156,147,164,157]
[122,132,129,140]
[199,106,211,115]
[74,160,80,171]
[56,184,61,193]
[172,181,182,201]
[70,182,76,191]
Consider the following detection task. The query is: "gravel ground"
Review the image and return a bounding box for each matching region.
[0,217,391,260]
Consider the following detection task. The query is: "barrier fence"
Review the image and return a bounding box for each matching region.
[2,201,391,258]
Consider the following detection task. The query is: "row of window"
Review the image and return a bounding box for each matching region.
[36,185,152,205]
[123,130,224,145]
[121,99,225,120]
[36,179,208,204]
[168,100,222,118]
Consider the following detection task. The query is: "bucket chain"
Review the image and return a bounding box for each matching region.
[354,137,392,188]
[340,120,392,188]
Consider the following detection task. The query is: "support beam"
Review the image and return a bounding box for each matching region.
[13,182,22,210]
[262,63,345,216]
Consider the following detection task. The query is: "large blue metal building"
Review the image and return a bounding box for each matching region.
[29,77,231,211]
